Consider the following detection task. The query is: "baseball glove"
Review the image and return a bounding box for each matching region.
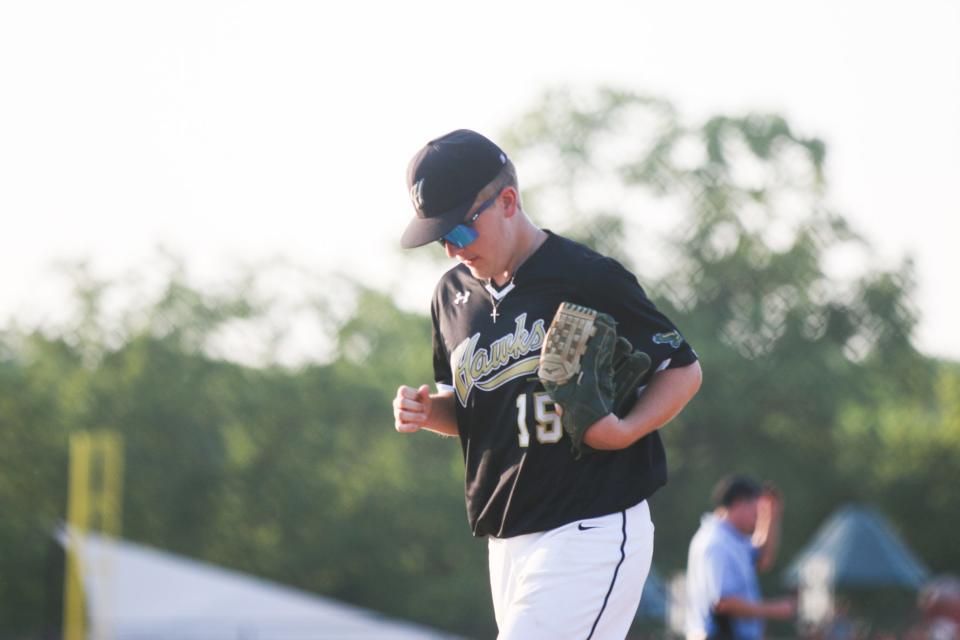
[611,333,653,415]
[538,302,652,458]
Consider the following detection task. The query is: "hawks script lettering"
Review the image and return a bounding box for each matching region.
[451,313,546,406]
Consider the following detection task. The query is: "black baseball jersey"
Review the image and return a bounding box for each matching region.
[430,231,698,538]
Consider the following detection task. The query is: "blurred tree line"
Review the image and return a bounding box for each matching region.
[2,88,958,638]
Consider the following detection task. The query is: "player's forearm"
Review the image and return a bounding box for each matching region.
[421,393,459,436]
[584,360,702,450]
[713,596,793,620]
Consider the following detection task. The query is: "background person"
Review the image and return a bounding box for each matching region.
[685,474,796,639]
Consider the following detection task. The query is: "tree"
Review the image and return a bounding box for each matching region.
[1,88,950,638]
[502,87,936,585]
[1,271,496,638]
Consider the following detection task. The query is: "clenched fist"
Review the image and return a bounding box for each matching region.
[393,384,433,433]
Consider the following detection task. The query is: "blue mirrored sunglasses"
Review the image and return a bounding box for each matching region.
[438,190,502,249]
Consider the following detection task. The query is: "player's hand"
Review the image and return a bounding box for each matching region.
[759,484,784,518]
[393,384,432,433]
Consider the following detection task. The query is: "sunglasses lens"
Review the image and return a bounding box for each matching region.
[440,225,479,249]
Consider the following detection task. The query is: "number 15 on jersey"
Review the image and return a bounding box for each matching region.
[515,392,563,447]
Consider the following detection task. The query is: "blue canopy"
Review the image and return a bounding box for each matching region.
[783,504,929,589]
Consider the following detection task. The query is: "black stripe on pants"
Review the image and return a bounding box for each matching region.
[586,509,628,640]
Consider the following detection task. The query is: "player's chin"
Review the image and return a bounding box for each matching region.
[461,259,486,279]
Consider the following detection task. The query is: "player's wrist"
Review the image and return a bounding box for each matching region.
[424,393,457,435]
[583,414,632,450]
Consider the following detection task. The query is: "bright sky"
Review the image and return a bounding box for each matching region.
[2,1,958,359]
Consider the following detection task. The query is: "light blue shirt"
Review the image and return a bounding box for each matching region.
[685,513,763,640]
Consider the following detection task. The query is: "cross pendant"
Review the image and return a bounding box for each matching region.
[490,306,499,323]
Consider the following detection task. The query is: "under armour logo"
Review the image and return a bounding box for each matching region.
[454,291,471,305]
[410,179,425,213]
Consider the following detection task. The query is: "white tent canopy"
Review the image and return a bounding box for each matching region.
[60,530,459,640]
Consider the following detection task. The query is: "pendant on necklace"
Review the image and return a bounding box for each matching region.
[484,277,515,324]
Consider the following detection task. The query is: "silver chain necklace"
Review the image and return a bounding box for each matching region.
[481,230,545,322]
[484,277,516,323]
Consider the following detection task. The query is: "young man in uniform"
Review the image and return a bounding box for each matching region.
[392,129,702,639]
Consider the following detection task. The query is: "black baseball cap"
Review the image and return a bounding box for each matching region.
[401,129,508,249]
[711,474,762,508]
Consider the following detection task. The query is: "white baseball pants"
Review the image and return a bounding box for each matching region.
[488,500,655,640]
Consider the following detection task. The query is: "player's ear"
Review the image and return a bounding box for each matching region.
[500,186,519,218]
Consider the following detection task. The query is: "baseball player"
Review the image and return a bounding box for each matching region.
[393,129,702,639]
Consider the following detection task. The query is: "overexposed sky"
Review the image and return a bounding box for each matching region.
[2,1,958,359]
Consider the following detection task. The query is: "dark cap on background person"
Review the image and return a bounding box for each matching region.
[401,129,508,249]
[711,474,762,508]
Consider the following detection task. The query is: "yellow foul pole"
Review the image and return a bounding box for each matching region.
[63,431,124,640]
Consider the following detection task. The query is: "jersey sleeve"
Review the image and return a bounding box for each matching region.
[430,291,453,389]
[588,257,698,373]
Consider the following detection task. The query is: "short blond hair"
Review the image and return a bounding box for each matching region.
[470,159,521,211]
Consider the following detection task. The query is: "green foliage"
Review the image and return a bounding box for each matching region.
[0,333,72,638]
[835,361,960,571]
[1,276,494,638]
[503,87,948,625]
[1,87,954,637]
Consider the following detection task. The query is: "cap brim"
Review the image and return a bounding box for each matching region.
[400,201,472,249]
